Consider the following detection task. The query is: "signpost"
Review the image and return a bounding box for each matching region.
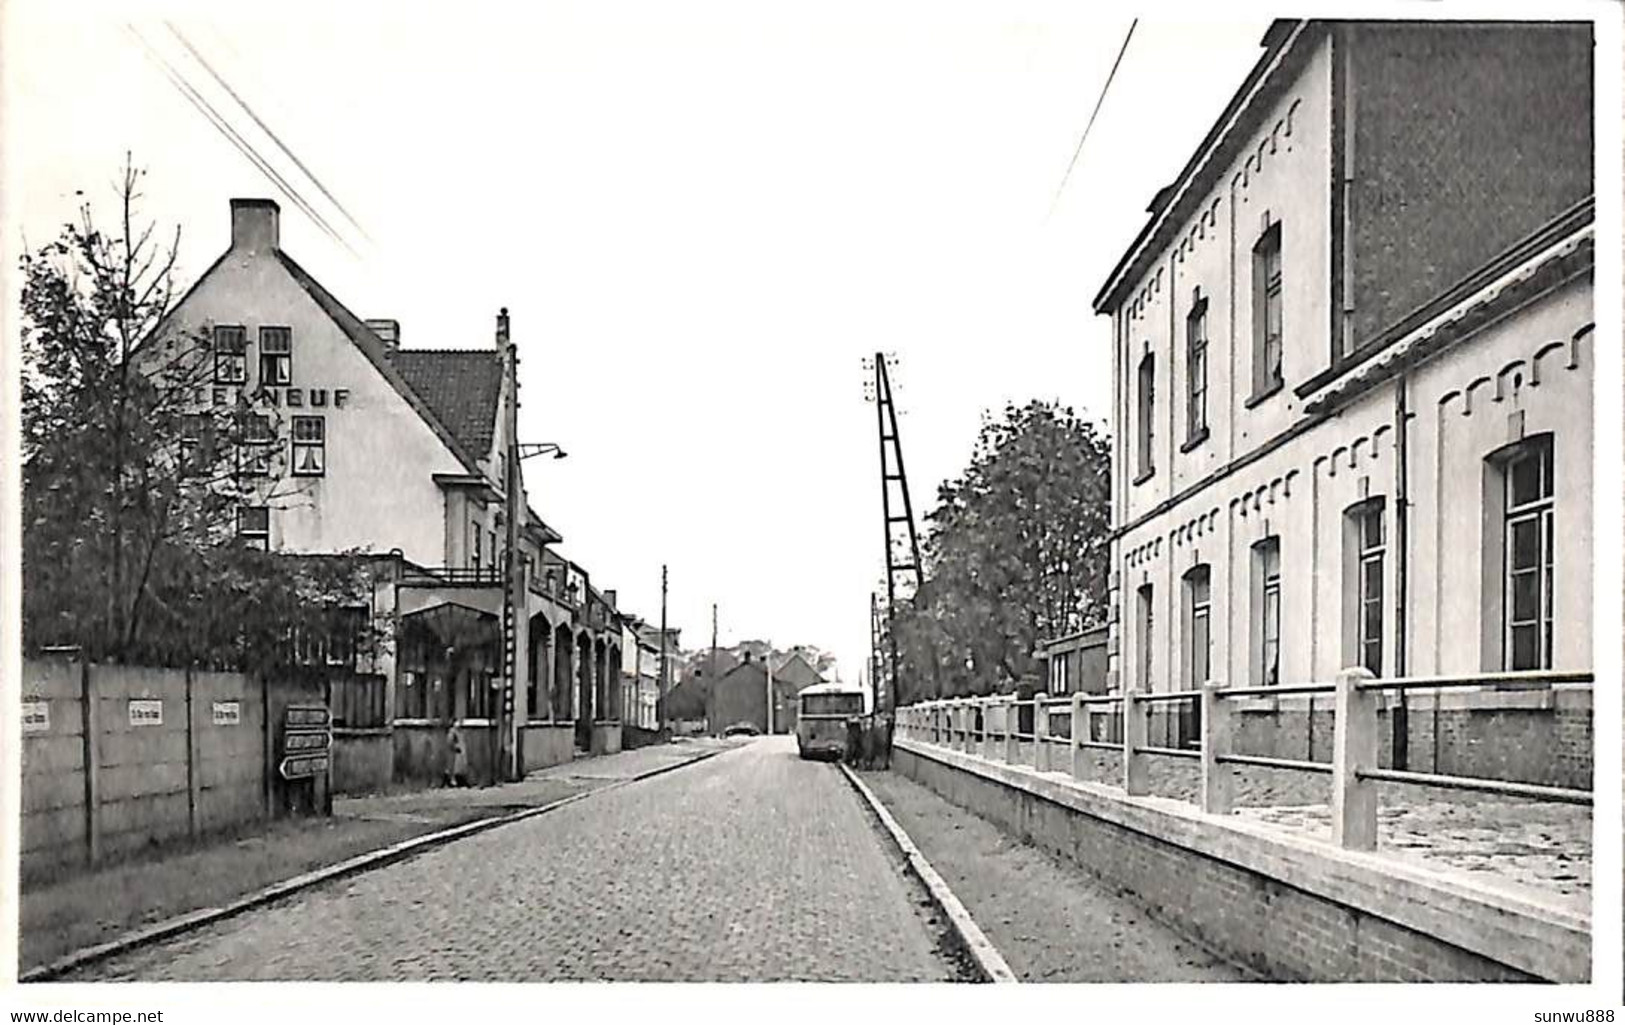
[279,704,331,781]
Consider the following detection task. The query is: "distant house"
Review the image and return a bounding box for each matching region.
[772,652,825,692]
[708,653,799,735]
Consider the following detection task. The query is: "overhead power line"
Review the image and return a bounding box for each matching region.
[1047,18,1137,222]
[125,24,360,257]
[164,21,373,245]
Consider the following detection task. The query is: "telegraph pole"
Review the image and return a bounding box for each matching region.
[499,307,524,784]
[657,564,668,735]
[710,604,718,690]
[866,353,923,713]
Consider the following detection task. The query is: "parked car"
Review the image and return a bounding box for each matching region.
[722,721,761,737]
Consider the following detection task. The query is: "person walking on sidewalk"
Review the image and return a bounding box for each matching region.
[445,722,470,787]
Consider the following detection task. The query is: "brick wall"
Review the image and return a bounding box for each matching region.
[895,740,1579,981]
[1346,22,1593,347]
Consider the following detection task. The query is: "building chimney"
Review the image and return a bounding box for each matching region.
[605,589,617,609]
[496,307,510,353]
[742,651,752,664]
[366,319,400,354]
[230,198,280,253]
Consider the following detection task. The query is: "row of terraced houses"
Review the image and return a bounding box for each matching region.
[149,197,669,791]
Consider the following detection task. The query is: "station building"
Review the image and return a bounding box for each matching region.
[151,197,633,788]
[1093,20,1594,782]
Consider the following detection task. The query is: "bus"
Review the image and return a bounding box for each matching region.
[795,682,866,761]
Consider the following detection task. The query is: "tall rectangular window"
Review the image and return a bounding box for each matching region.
[1503,436,1555,671]
[291,415,326,476]
[1136,354,1155,481]
[259,326,292,386]
[1136,583,1155,690]
[179,413,214,477]
[1185,566,1212,688]
[238,505,270,550]
[1254,538,1281,685]
[237,413,274,476]
[213,325,247,384]
[472,526,482,571]
[1253,224,1283,396]
[1349,499,1386,676]
[1186,298,1208,445]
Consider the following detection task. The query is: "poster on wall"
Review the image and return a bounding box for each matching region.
[22,701,49,733]
[128,699,163,727]
[212,701,241,726]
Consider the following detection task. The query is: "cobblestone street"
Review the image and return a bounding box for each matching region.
[68,738,960,982]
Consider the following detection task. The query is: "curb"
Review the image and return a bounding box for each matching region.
[20,744,732,983]
[838,763,1019,984]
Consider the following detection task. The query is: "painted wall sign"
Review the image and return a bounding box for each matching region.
[21,700,49,733]
[129,699,164,727]
[212,701,242,726]
[202,386,352,410]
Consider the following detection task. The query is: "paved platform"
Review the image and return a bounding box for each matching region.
[21,738,739,974]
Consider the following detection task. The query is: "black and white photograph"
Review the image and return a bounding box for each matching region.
[0,0,1618,1013]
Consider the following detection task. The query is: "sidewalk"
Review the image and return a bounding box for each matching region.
[858,769,1250,982]
[19,737,741,974]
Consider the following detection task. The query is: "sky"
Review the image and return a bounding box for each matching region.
[5,0,1277,683]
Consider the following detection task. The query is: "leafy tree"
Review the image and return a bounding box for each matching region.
[890,400,1111,704]
[20,158,383,669]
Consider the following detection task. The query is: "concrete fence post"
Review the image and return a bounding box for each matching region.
[1070,691,1084,781]
[1034,696,1050,771]
[1123,691,1149,797]
[80,661,101,866]
[1200,680,1233,815]
[1003,696,1019,763]
[1332,667,1379,850]
[974,698,987,759]
[185,667,200,839]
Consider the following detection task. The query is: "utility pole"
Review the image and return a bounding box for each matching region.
[870,591,883,713]
[766,652,775,735]
[498,307,524,784]
[657,564,668,736]
[710,604,718,691]
[865,353,924,714]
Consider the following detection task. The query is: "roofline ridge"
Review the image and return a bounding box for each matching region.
[272,250,485,476]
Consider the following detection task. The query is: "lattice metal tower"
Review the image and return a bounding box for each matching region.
[863,352,923,712]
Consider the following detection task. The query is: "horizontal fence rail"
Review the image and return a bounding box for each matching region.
[895,666,1593,852]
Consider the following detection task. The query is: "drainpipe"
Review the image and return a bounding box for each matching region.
[1393,373,1410,770]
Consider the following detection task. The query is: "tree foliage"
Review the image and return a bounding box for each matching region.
[20,159,383,670]
[888,400,1111,704]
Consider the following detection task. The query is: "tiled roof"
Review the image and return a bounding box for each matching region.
[390,349,503,460]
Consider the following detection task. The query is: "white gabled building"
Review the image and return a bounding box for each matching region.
[152,198,632,787]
